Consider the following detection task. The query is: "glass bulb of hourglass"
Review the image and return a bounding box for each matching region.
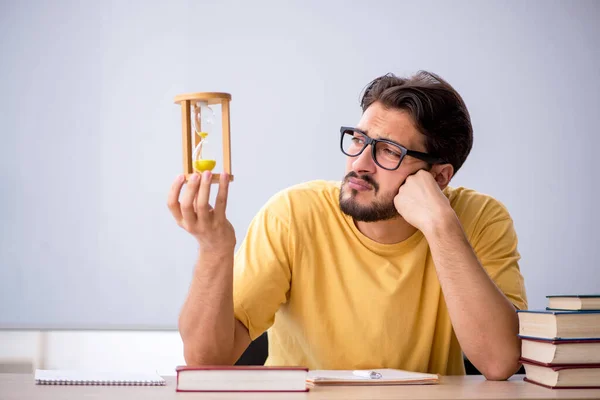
[192,102,214,135]
[202,108,215,132]
[192,102,217,173]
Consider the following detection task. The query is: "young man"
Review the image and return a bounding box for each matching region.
[168,71,527,380]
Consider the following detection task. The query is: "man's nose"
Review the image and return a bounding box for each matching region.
[351,146,377,174]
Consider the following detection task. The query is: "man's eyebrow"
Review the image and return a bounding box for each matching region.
[376,132,407,147]
[358,127,410,148]
[376,132,393,141]
[357,128,383,139]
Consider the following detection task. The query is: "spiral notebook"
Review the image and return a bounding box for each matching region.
[34,369,166,386]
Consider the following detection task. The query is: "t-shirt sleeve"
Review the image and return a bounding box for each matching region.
[470,203,528,311]
[232,197,293,341]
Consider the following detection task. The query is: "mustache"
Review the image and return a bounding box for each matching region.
[344,171,379,192]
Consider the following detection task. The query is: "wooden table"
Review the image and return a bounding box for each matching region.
[2,373,600,399]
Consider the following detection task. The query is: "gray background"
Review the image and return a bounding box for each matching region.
[1,0,598,328]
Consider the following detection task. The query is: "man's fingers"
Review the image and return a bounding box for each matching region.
[196,171,213,220]
[193,193,213,213]
[181,173,200,225]
[214,173,230,218]
[167,174,185,223]
[400,168,427,188]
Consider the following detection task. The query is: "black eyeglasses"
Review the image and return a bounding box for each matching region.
[340,126,444,171]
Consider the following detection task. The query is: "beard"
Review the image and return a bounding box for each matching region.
[338,171,400,222]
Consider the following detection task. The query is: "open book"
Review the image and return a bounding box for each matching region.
[306,368,439,386]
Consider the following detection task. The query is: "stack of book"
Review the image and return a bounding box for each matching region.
[517,294,600,389]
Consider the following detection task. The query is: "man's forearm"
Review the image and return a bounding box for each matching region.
[424,211,521,380]
[178,250,236,365]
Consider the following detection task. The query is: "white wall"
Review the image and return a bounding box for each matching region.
[1,0,599,363]
[0,331,184,375]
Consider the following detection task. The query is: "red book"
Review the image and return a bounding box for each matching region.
[520,358,600,389]
[175,365,309,392]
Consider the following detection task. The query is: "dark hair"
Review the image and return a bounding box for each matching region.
[360,71,473,174]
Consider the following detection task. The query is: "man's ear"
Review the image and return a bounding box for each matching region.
[431,163,454,189]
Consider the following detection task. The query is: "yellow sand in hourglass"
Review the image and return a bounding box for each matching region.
[193,132,216,172]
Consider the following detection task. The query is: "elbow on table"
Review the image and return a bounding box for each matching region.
[481,360,522,381]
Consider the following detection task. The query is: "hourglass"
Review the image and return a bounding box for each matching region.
[174,92,233,183]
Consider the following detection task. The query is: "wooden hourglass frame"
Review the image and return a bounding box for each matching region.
[174,92,233,183]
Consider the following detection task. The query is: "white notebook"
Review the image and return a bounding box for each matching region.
[34,369,166,386]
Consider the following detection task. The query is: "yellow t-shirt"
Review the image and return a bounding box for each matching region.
[233,180,527,375]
